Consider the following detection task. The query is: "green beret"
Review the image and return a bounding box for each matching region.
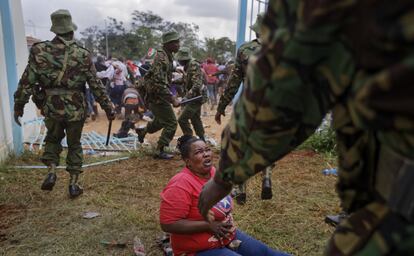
[50,9,77,34]
[162,30,181,44]
[250,12,264,33]
[175,47,192,61]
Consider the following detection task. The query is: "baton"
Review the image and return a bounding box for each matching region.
[180,95,203,105]
[105,119,112,146]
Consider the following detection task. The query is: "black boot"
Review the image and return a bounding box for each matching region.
[155,147,174,160]
[325,212,348,227]
[113,120,133,138]
[261,177,273,200]
[231,186,246,205]
[41,164,57,191]
[135,126,146,143]
[41,173,57,191]
[236,193,246,205]
[69,184,83,198]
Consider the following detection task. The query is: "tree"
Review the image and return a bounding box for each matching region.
[204,37,235,63]
[78,10,236,62]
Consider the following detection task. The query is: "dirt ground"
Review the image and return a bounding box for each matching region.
[0,104,339,255]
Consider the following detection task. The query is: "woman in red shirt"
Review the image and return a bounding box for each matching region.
[160,135,290,256]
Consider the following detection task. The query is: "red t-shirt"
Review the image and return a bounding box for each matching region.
[202,63,219,84]
[160,167,236,256]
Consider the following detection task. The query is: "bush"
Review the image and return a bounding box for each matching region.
[299,115,337,155]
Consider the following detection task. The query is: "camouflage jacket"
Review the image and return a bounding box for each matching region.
[182,59,204,103]
[14,36,112,121]
[217,0,414,218]
[143,48,174,105]
[216,39,260,114]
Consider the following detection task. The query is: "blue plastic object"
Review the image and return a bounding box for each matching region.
[322,168,337,176]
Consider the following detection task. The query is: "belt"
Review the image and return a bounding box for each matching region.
[45,88,82,96]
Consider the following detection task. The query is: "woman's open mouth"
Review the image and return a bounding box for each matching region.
[203,159,212,167]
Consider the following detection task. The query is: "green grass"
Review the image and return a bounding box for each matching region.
[0,150,339,255]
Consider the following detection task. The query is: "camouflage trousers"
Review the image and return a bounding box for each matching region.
[146,102,177,149]
[41,118,84,174]
[325,202,414,255]
[178,103,204,139]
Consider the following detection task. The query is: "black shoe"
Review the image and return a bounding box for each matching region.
[135,127,146,143]
[113,131,129,138]
[325,212,348,227]
[235,193,246,205]
[261,177,273,200]
[69,184,83,198]
[41,173,57,191]
[155,151,174,160]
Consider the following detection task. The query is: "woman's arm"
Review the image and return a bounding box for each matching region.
[161,219,232,237]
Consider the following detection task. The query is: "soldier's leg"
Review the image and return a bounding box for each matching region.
[136,103,164,143]
[233,183,247,205]
[178,104,195,136]
[40,118,65,190]
[261,164,274,200]
[155,103,177,159]
[65,120,85,198]
[189,104,205,141]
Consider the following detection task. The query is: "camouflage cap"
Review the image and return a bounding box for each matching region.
[250,12,264,33]
[175,47,192,61]
[162,30,181,44]
[50,9,77,34]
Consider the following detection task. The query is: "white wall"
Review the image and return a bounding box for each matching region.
[11,0,38,143]
[0,0,37,162]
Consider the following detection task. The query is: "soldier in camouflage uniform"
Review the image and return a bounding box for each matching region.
[135,30,181,160]
[175,47,205,141]
[215,13,273,205]
[199,1,414,255]
[13,10,115,198]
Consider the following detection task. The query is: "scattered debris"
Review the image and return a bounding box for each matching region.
[133,236,146,256]
[100,240,128,248]
[321,168,337,176]
[157,233,172,256]
[82,211,101,219]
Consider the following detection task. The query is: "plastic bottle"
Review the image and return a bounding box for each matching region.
[322,168,337,176]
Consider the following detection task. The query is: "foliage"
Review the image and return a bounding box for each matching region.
[299,116,337,155]
[78,10,236,62]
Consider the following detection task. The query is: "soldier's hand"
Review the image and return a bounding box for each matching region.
[14,108,23,126]
[198,179,232,221]
[215,111,224,125]
[105,108,116,121]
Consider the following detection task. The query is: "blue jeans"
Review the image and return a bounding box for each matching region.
[196,230,290,256]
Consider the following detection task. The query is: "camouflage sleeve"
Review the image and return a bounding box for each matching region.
[85,53,112,111]
[185,62,203,98]
[216,49,244,114]
[215,0,354,185]
[14,47,39,110]
[147,51,173,102]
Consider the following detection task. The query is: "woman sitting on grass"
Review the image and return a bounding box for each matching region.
[159,135,290,256]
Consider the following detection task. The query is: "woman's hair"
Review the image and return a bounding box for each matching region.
[177,135,202,159]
